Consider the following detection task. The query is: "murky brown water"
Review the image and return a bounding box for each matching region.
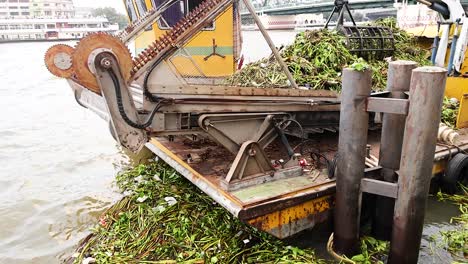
[0,41,127,263]
[0,31,460,263]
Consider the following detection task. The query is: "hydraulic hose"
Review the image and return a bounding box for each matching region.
[431,23,441,64]
[447,20,460,75]
[108,68,169,129]
[143,57,165,103]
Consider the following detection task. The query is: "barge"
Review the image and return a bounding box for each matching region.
[43,0,468,261]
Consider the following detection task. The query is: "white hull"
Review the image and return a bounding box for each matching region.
[259,15,297,30]
[0,17,119,41]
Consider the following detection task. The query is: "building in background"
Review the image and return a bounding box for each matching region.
[0,0,75,18]
[0,0,118,41]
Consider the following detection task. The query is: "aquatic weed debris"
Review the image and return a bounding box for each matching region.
[226,18,430,92]
[437,186,468,260]
[441,97,460,128]
[73,162,324,263]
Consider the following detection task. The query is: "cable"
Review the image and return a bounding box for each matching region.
[328,153,339,179]
[108,68,169,129]
[277,118,305,140]
[275,118,305,158]
[143,57,165,103]
[309,150,337,179]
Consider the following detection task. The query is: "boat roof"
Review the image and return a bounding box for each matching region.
[0,17,110,23]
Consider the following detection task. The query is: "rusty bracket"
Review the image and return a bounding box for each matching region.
[225,140,276,182]
[204,38,226,61]
[198,112,299,186]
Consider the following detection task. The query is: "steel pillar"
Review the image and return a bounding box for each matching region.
[334,68,372,255]
[389,66,447,264]
[374,61,417,240]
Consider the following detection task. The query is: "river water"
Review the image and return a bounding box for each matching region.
[0,31,460,263]
[0,41,126,263]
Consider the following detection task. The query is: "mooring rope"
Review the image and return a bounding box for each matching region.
[326,233,356,264]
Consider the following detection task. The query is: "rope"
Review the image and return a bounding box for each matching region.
[326,233,356,264]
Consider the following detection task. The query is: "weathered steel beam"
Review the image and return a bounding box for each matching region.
[374,60,417,240]
[389,66,447,264]
[334,68,372,255]
[361,178,398,199]
[366,97,409,115]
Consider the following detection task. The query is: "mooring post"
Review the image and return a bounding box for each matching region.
[374,61,417,240]
[389,66,447,264]
[334,68,372,255]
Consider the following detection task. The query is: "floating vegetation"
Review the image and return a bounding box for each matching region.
[436,186,468,261]
[328,235,389,264]
[226,18,430,92]
[73,162,324,263]
[347,237,389,264]
[441,97,460,128]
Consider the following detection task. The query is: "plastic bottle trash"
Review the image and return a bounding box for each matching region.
[137,195,149,203]
[164,196,178,206]
[153,174,161,181]
[153,205,166,213]
[82,257,96,264]
[134,175,144,183]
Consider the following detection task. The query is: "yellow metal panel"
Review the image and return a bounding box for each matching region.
[445,77,468,128]
[191,55,234,76]
[133,4,236,77]
[445,77,467,99]
[135,31,158,54]
[170,56,204,76]
[458,93,468,128]
[432,160,447,175]
[247,196,332,232]
[188,7,234,47]
[144,0,153,10]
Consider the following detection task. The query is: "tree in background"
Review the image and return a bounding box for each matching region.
[91,7,128,29]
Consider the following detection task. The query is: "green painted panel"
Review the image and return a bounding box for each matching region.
[136,46,234,56]
[183,46,234,56]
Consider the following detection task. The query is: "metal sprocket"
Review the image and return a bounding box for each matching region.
[44,44,74,78]
[72,32,133,94]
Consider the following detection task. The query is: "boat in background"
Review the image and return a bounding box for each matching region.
[258,13,296,30]
[0,17,118,42]
[294,13,326,30]
[0,0,119,42]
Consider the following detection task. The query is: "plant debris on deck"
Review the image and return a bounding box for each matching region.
[225,18,430,92]
[442,97,460,128]
[73,162,325,264]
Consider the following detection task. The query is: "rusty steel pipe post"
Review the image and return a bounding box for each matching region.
[374,61,417,240]
[334,68,372,255]
[389,66,447,264]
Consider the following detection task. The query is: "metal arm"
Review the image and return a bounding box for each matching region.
[418,0,468,73]
[416,0,450,19]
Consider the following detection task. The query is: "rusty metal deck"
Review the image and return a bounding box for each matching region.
[145,129,468,238]
[145,135,337,238]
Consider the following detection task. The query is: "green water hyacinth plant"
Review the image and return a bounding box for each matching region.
[441,97,460,128]
[437,186,468,261]
[225,18,430,92]
[73,162,325,264]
